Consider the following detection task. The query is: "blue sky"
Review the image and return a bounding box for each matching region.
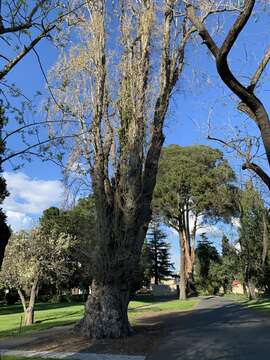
[2,4,269,270]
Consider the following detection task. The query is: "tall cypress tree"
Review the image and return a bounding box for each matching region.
[146,220,174,285]
[0,102,10,269]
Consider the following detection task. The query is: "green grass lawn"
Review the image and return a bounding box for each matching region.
[0,357,58,360]
[0,297,199,338]
[242,298,270,313]
[223,293,270,314]
[222,293,249,302]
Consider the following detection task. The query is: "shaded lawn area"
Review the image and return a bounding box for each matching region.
[223,293,270,314]
[222,293,248,302]
[0,296,199,338]
[242,297,270,313]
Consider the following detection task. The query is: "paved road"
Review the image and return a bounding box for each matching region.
[146,296,270,360]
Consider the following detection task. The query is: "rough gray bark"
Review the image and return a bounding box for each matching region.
[75,283,131,338]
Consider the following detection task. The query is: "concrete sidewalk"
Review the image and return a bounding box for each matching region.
[0,349,145,360]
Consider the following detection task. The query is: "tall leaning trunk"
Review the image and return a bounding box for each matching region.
[179,229,187,300]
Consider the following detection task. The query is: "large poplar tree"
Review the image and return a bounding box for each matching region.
[47,0,210,338]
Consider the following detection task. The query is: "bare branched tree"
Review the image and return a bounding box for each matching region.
[47,0,198,338]
[0,0,82,269]
[185,0,270,191]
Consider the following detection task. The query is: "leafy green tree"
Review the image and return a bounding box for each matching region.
[40,196,97,292]
[129,242,152,294]
[220,235,241,293]
[145,220,174,285]
[207,235,241,295]
[0,228,76,325]
[238,181,268,299]
[194,235,220,295]
[154,144,236,299]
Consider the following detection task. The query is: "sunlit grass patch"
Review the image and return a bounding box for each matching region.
[0,297,199,338]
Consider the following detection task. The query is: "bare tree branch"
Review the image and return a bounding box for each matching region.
[242,162,270,191]
[186,0,270,189]
[0,24,55,80]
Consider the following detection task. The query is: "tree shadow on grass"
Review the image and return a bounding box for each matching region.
[0,319,77,338]
[0,302,84,316]
[241,298,270,314]
[35,311,81,324]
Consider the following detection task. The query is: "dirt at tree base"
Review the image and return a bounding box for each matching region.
[0,310,192,356]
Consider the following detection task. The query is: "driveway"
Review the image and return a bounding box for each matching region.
[147,296,270,360]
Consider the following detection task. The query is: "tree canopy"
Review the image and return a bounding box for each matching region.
[0,227,76,324]
[154,144,236,299]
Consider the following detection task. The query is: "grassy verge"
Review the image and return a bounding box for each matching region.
[222,293,248,302]
[223,293,270,315]
[0,357,60,360]
[0,297,199,338]
[129,298,198,318]
[242,298,270,314]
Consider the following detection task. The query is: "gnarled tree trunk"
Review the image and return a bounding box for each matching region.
[76,282,131,338]
[75,191,151,338]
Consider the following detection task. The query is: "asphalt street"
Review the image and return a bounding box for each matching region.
[147,296,270,360]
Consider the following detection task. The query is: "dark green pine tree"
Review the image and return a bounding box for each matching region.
[220,234,240,292]
[0,102,11,269]
[146,220,174,285]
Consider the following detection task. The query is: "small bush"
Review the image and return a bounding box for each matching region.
[48,293,86,303]
[5,290,19,305]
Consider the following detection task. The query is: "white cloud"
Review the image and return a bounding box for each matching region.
[231,217,240,228]
[167,215,222,239]
[2,172,64,231]
[5,211,33,231]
